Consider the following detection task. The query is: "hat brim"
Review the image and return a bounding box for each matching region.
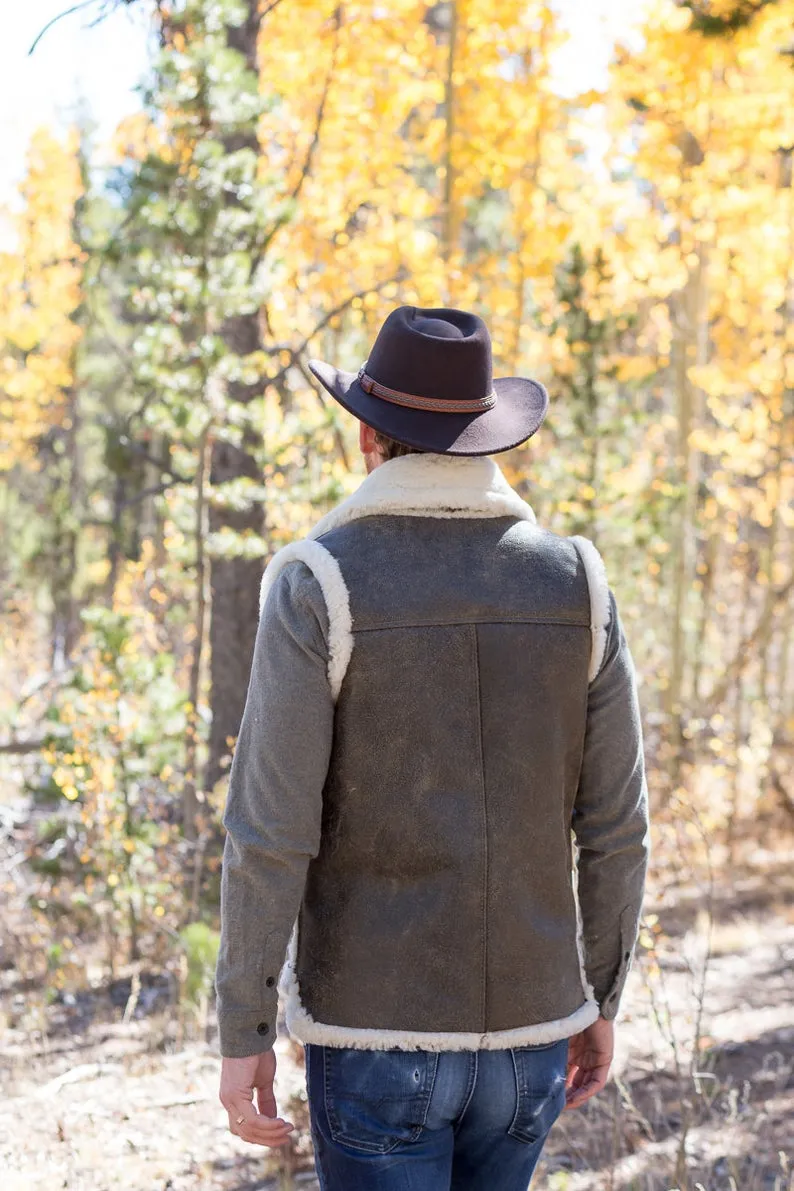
[307,360,548,456]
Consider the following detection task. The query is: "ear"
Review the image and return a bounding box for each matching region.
[359,421,379,455]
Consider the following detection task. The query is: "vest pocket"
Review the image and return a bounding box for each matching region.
[507,1039,569,1145]
[322,1046,439,1155]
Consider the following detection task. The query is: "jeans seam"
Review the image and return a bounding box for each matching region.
[418,1052,440,1129]
[453,1050,479,1135]
[507,1049,523,1135]
[306,1047,329,1191]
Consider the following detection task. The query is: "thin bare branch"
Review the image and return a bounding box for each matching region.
[261,0,288,17]
[288,5,343,204]
[705,574,794,711]
[268,269,407,391]
[295,358,351,472]
[0,739,48,755]
[118,478,188,509]
[29,0,103,55]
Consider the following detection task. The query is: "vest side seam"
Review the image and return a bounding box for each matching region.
[259,540,353,701]
[569,536,610,682]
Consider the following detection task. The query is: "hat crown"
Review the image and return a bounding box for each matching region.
[366,306,493,404]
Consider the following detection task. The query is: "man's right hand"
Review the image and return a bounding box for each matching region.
[219,1050,294,1147]
[564,1016,614,1110]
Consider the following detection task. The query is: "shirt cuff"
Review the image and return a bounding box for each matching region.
[590,906,639,1020]
[217,1007,278,1058]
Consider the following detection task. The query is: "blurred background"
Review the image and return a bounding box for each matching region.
[0,1,792,1188]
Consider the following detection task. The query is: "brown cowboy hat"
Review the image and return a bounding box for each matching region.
[307,305,548,456]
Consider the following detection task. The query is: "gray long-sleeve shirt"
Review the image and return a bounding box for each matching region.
[215,564,332,1056]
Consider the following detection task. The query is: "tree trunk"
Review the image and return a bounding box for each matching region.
[185,426,211,839]
[442,0,458,298]
[50,383,81,669]
[205,0,267,797]
[666,243,707,752]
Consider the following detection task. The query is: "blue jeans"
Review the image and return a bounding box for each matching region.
[305,1038,569,1190]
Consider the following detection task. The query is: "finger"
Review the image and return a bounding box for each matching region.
[564,1061,581,1089]
[564,1065,610,1110]
[565,1044,581,1068]
[236,1120,294,1148]
[228,1105,293,1132]
[573,1056,609,1086]
[565,1064,607,1101]
[566,1062,591,1095]
[565,1087,599,1110]
[228,1101,294,1138]
[564,1080,596,1110]
[229,1111,295,1145]
[236,1128,293,1149]
[242,1114,294,1144]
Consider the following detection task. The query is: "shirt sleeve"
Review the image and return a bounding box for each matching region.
[214,561,334,1057]
[573,590,650,1020]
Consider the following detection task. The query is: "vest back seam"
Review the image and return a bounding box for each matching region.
[470,623,489,1033]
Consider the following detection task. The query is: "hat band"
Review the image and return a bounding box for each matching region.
[358,368,496,414]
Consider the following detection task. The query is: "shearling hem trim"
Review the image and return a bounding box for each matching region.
[259,540,353,700]
[307,453,537,540]
[570,535,610,682]
[277,929,599,1052]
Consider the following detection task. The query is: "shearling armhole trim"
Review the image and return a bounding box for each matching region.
[570,535,610,682]
[571,840,597,1003]
[277,928,599,1052]
[259,540,353,701]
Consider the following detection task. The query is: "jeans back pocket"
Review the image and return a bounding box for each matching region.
[322,1046,439,1155]
[507,1038,569,1145]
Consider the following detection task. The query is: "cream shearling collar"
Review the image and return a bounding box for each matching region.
[308,453,536,541]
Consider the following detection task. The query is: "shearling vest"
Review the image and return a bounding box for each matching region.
[243,454,646,1052]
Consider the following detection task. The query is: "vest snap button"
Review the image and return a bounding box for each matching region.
[256,1022,269,1036]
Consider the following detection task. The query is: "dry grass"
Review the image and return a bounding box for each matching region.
[1,847,792,1190]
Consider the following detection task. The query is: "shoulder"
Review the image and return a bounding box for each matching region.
[500,523,594,607]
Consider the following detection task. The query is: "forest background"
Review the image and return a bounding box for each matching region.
[1,1,793,1189]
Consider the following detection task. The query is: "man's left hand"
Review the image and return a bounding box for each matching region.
[564,1016,614,1111]
[220,1050,295,1147]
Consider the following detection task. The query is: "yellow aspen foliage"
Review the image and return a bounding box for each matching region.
[609,0,794,534]
[0,127,84,471]
[112,111,170,165]
[257,1,576,377]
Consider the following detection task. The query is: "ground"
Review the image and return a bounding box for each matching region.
[1,855,792,1191]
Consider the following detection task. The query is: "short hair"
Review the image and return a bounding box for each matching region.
[373,431,424,461]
